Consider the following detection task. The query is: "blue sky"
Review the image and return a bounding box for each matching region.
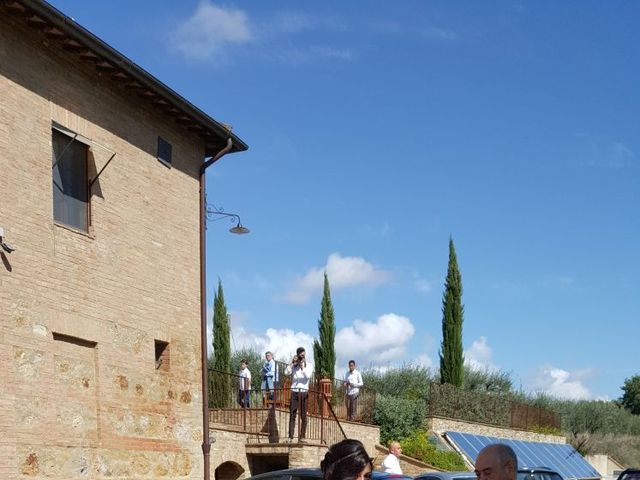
[50,1,639,400]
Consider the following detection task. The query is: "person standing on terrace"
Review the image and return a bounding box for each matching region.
[261,350,277,404]
[238,359,251,408]
[285,346,313,442]
[343,359,364,421]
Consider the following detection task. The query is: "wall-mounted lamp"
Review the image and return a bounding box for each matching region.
[205,204,249,235]
[0,227,15,253]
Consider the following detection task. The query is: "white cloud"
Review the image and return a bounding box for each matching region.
[371,20,458,41]
[531,365,593,400]
[272,12,347,34]
[415,278,432,293]
[170,1,252,60]
[415,353,434,369]
[281,252,391,304]
[273,46,353,64]
[542,275,575,288]
[464,336,498,371]
[335,313,415,366]
[231,326,314,364]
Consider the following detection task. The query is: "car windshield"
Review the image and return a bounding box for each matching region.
[518,471,563,480]
[619,472,640,480]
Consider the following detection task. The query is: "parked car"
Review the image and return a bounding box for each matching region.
[616,469,640,480]
[415,466,564,480]
[247,468,413,480]
[246,468,319,480]
[517,467,564,480]
[415,471,476,480]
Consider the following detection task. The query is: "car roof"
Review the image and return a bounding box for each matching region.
[247,468,414,480]
[415,472,476,480]
[371,472,413,480]
[519,468,558,472]
[248,468,321,480]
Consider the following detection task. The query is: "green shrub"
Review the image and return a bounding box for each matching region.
[529,425,563,436]
[374,395,426,444]
[401,429,468,471]
[363,365,433,400]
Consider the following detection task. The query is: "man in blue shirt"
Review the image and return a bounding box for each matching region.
[261,351,277,404]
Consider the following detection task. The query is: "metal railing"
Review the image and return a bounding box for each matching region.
[427,382,561,430]
[325,377,376,424]
[208,369,347,445]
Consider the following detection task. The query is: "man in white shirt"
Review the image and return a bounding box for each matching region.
[238,359,251,408]
[285,346,313,442]
[343,360,364,421]
[381,441,403,474]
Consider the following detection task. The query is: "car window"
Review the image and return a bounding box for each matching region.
[266,475,292,480]
[518,472,563,480]
[619,473,640,480]
[291,476,318,480]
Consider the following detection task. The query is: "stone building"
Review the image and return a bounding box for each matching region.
[0,1,247,479]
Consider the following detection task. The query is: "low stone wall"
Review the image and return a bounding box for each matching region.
[210,427,252,479]
[340,421,380,457]
[210,415,380,478]
[427,417,566,444]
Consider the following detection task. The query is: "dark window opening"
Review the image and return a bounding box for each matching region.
[53,332,97,349]
[155,340,170,371]
[157,136,172,167]
[52,128,89,231]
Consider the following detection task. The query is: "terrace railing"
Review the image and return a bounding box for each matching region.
[427,382,561,431]
[208,369,347,445]
[272,361,377,424]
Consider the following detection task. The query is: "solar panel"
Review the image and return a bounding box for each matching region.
[445,431,601,480]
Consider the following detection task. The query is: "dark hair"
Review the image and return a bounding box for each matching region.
[321,439,372,480]
[240,359,248,364]
[296,347,305,355]
[348,360,356,365]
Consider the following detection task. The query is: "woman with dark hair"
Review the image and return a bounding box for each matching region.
[321,439,373,480]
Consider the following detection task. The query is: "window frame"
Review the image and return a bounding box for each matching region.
[51,124,91,233]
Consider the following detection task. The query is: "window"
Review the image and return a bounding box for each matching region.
[52,128,89,231]
[157,136,172,167]
[154,340,170,372]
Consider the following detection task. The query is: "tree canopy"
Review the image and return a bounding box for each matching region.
[439,237,465,386]
[313,272,336,379]
[620,375,640,415]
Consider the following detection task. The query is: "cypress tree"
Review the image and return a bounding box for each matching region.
[439,237,465,387]
[313,273,336,380]
[210,280,232,407]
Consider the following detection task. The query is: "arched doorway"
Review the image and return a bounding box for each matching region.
[215,461,245,480]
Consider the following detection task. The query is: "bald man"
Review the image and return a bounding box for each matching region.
[381,441,403,474]
[474,444,518,480]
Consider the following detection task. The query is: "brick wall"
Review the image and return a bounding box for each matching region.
[0,16,209,480]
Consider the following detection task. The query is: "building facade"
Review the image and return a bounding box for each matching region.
[0,2,246,479]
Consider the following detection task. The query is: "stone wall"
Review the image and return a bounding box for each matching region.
[427,417,566,444]
[340,420,381,457]
[210,416,380,478]
[0,14,209,480]
[211,429,252,479]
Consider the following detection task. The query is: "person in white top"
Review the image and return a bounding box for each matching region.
[238,359,252,408]
[381,441,403,474]
[284,346,313,441]
[343,360,364,421]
